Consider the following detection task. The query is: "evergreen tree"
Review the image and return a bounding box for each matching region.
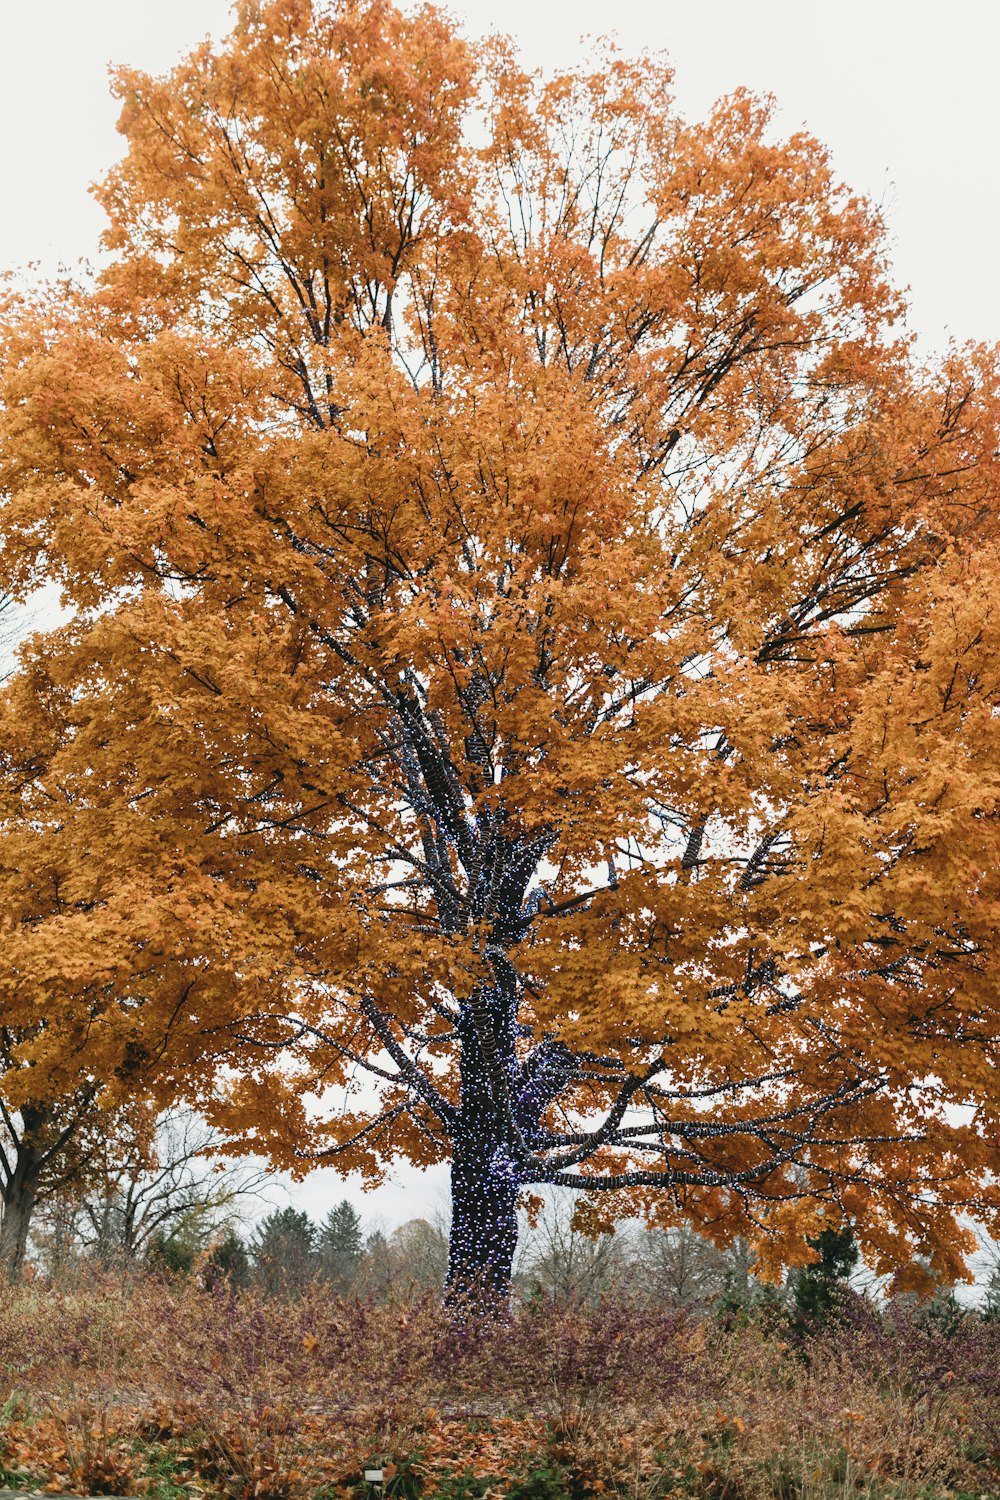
[251,1207,316,1296]
[792,1225,859,1326]
[206,1228,251,1290]
[316,1200,364,1292]
[146,1227,197,1277]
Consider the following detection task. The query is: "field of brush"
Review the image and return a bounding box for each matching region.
[0,1276,996,1500]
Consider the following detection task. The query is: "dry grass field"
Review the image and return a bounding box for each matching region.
[0,1275,995,1500]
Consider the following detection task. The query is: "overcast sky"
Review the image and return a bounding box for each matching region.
[3,0,999,1233]
[4,0,999,349]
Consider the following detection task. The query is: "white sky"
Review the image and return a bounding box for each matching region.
[3,0,999,1238]
[4,0,999,348]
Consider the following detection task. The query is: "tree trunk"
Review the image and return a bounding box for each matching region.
[445,1126,520,1314]
[0,1142,41,1281]
[444,989,523,1315]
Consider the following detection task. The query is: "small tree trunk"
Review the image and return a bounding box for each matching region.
[0,1144,41,1281]
[729,1236,751,1299]
[445,1127,519,1316]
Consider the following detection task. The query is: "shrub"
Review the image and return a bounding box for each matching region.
[0,1275,994,1499]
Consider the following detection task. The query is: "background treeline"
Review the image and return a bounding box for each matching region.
[19,1108,1000,1323]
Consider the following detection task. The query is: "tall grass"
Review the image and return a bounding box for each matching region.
[0,1273,995,1499]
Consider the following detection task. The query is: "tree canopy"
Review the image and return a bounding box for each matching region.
[1,0,999,1307]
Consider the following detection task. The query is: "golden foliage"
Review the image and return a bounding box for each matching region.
[1,0,999,1283]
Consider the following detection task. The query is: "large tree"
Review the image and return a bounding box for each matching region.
[2,0,1000,1309]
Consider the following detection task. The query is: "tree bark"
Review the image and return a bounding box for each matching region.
[445,1125,520,1315]
[0,1139,41,1281]
[444,988,523,1315]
